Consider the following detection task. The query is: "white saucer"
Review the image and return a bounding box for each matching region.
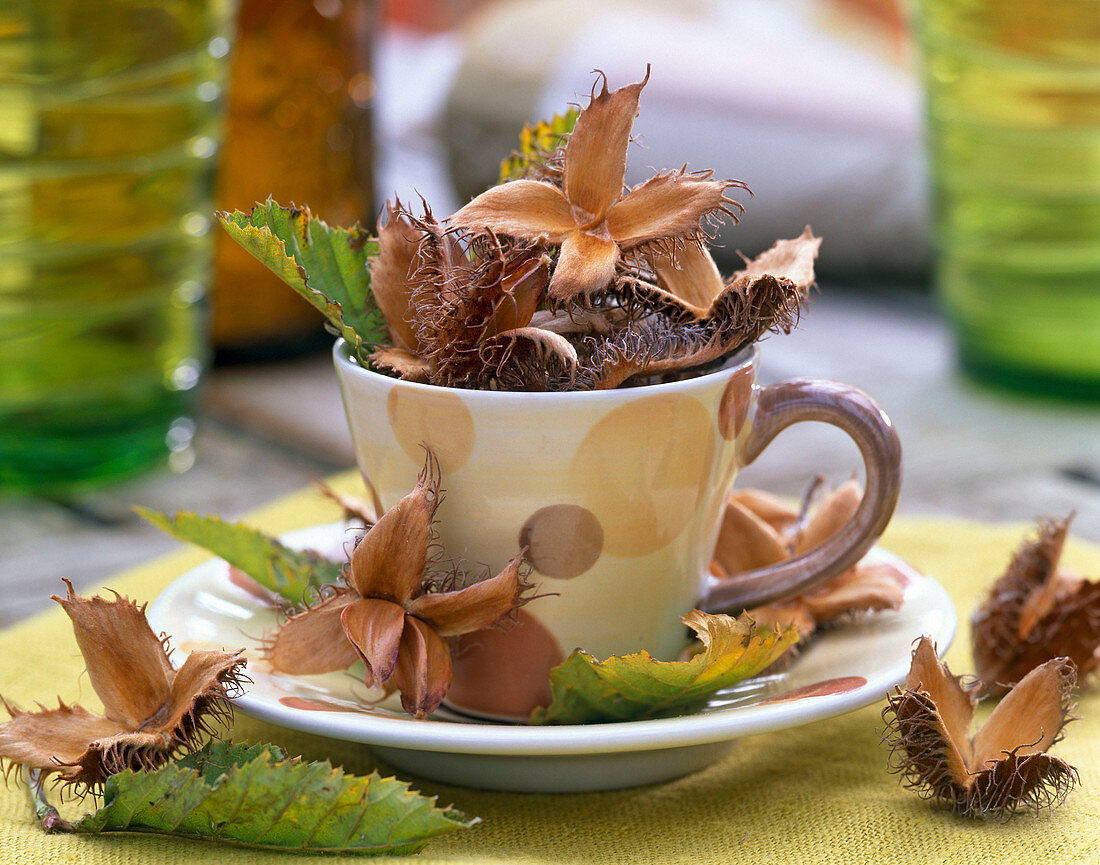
[148,522,957,792]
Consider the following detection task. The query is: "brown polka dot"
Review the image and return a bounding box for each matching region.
[764,675,867,703]
[386,384,475,474]
[446,610,564,719]
[718,366,754,440]
[519,504,604,578]
[569,394,715,557]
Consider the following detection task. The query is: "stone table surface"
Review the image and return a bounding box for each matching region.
[2,284,1097,628]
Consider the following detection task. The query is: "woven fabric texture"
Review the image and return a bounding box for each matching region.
[2,473,1098,864]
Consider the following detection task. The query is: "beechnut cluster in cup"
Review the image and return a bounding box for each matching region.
[219,68,821,391]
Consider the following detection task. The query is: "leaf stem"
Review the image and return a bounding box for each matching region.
[26,768,73,833]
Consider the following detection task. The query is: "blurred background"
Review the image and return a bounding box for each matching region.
[1,0,1097,625]
[377,0,928,279]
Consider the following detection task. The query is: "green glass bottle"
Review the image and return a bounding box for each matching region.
[915,0,1100,399]
[0,0,235,493]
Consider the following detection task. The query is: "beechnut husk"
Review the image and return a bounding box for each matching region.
[368,69,820,391]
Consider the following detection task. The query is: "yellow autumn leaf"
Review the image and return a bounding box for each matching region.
[529,610,797,724]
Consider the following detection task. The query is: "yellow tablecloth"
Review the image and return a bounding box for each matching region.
[2,474,1099,864]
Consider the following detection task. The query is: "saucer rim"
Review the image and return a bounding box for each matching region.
[147,522,957,758]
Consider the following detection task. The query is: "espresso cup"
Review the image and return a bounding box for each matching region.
[334,339,901,719]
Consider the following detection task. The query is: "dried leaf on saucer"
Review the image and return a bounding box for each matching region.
[712,480,907,656]
[883,636,1078,819]
[265,452,532,718]
[529,610,797,725]
[0,581,245,793]
[972,514,1100,697]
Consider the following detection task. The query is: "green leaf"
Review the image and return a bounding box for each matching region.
[498,108,580,183]
[72,741,478,855]
[216,199,386,356]
[174,739,284,783]
[136,507,344,603]
[529,611,798,725]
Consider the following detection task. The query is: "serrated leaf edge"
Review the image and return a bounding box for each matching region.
[74,744,477,853]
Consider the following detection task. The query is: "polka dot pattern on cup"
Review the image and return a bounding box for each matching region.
[387,384,475,473]
[519,504,604,578]
[567,393,716,557]
[718,366,754,440]
[447,609,564,718]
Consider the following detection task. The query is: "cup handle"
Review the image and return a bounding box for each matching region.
[702,378,902,613]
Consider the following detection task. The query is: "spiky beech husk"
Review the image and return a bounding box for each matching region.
[615,228,817,328]
[403,213,552,390]
[972,515,1100,697]
[449,69,746,302]
[369,198,426,351]
[358,71,816,393]
[0,583,246,794]
[569,318,717,390]
[527,307,625,337]
[478,327,579,391]
[608,166,746,251]
[264,452,534,718]
[617,262,802,332]
[715,480,905,666]
[598,261,804,390]
[882,637,1078,820]
[366,346,430,382]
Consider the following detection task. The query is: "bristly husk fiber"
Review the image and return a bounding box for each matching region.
[972,514,1100,697]
[219,69,822,392]
[0,581,246,795]
[882,636,1078,820]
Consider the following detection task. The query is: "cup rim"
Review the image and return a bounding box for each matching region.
[332,339,758,403]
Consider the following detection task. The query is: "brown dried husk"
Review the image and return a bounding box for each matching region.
[614,228,818,329]
[713,482,905,657]
[594,235,810,390]
[369,199,425,351]
[882,637,1078,820]
[972,515,1100,697]
[265,454,532,718]
[403,212,554,389]
[571,270,805,391]
[574,318,720,391]
[478,326,579,391]
[315,480,380,526]
[449,70,746,303]
[366,346,431,383]
[360,71,817,394]
[0,582,245,793]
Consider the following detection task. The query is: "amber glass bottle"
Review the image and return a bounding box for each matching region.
[212,0,374,362]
